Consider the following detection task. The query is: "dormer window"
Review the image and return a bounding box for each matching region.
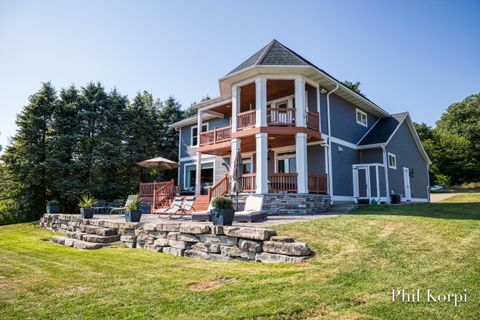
[356,109,368,127]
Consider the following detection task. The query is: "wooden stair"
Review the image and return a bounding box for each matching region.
[193,195,210,212]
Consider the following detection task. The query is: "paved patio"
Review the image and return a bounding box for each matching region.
[93,213,341,227]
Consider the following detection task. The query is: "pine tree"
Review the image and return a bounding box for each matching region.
[1,82,56,220]
[47,85,82,212]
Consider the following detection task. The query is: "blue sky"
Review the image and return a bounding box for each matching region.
[0,0,479,149]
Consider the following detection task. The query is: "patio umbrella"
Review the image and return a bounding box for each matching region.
[232,148,243,211]
[137,156,179,170]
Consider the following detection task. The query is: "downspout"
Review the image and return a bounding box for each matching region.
[326,83,339,202]
[382,145,390,203]
[426,164,431,203]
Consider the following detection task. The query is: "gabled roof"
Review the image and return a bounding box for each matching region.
[358,112,408,146]
[357,112,431,165]
[227,40,311,75]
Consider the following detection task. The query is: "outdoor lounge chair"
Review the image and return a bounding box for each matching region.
[158,197,185,219]
[191,202,213,222]
[234,196,267,222]
[109,195,139,216]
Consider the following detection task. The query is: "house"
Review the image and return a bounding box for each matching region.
[168,40,431,213]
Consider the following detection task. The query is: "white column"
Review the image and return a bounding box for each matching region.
[230,138,241,191]
[295,77,306,127]
[195,152,202,196]
[231,86,240,133]
[255,133,268,194]
[255,77,267,127]
[196,109,203,146]
[296,133,308,193]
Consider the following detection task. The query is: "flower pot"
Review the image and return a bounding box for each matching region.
[390,194,401,204]
[210,208,235,226]
[46,204,60,214]
[125,209,142,223]
[80,208,95,219]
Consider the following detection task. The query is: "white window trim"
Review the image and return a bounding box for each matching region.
[356,108,368,127]
[388,152,397,169]
[190,123,209,147]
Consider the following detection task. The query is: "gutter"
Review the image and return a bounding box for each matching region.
[326,83,339,201]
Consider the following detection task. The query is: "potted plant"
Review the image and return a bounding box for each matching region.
[46,200,60,214]
[79,194,96,219]
[210,197,235,226]
[125,198,142,223]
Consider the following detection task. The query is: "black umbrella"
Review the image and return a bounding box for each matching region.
[232,147,243,211]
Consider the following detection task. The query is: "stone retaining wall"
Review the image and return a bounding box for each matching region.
[40,214,313,263]
[262,194,331,215]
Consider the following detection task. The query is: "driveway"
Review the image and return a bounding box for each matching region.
[430,193,459,203]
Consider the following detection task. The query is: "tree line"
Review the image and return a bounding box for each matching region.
[0,82,187,224]
[414,93,480,186]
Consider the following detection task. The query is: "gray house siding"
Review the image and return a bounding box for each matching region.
[307,144,326,174]
[330,94,378,144]
[386,122,429,199]
[179,117,230,158]
[331,142,359,196]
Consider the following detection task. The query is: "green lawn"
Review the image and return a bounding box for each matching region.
[1,194,479,319]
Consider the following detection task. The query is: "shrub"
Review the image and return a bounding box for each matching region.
[211,197,233,210]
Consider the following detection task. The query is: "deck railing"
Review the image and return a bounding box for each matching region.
[152,179,175,211]
[307,112,320,131]
[199,126,232,146]
[267,108,296,127]
[208,174,231,202]
[308,173,328,194]
[268,173,298,192]
[237,110,256,130]
[241,173,257,192]
[139,181,171,197]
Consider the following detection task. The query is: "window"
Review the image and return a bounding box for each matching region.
[184,162,214,190]
[356,109,368,127]
[388,153,397,169]
[191,124,208,146]
[276,153,297,173]
[242,158,252,174]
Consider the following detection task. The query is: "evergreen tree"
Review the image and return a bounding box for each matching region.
[47,85,82,212]
[157,96,183,180]
[123,91,159,189]
[1,82,56,220]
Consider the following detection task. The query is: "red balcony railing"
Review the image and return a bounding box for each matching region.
[237,110,256,130]
[199,126,231,146]
[241,173,257,192]
[308,173,328,194]
[268,173,298,192]
[307,112,320,131]
[267,108,296,126]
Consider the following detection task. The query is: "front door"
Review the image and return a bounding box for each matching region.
[403,167,412,201]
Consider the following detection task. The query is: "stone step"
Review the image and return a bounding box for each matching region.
[65,231,120,243]
[78,225,118,236]
[82,234,121,243]
[51,236,111,250]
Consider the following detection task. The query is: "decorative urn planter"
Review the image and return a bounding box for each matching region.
[125,209,142,223]
[80,208,95,219]
[211,208,235,226]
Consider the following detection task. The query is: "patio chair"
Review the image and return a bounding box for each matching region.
[158,197,185,219]
[191,201,213,222]
[234,196,267,222]
[109,195,139,216]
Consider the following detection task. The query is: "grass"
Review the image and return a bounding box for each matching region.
[1,194,479,319]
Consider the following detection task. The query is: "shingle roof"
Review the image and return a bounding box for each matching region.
[358,112,409,146]
[227,39,311,75]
